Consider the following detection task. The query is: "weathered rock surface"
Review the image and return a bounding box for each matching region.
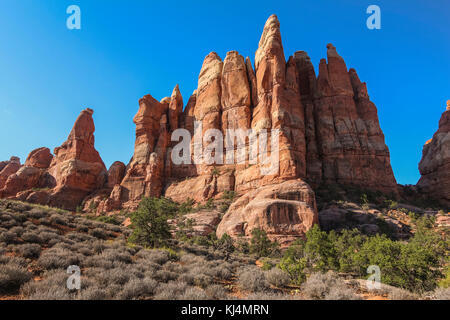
[304,44,397,193]
[0,14,417,242]
[171,210,221,237]
[216,179,318,245]
[417,101,450,207]
[0,109,107,210]
[44,108,107,209]
[0,148,54,198]
[0,157,21,189]
[107,161,126,188]
[106,95,170,210]
[25,147,53,169]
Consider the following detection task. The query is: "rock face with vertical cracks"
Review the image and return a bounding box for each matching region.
[0,148,53,198]
[1,109,107,210]
[1,14,408,243]
[45,108,107,209]
[216,179,318,246]
[417,101,450,207]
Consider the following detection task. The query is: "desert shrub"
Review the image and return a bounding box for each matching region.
[49,213,69,226]
[153,269,178,283]
[79,287,109,300]
[37,248,80,269]
[28,208,46,219]
[180,253,205,265]
[47,238,63,247]
[153,281,188,300]
[438,266,450,288]
[180,287,209,300]
[14,243,41,259]
[77,247,94,256]
[353,233,443,292]
[159,247,179,261]
[137,249,170,265]
[9,226,24,236]
[0,231,19,244]
[117,278,158,300]
[178,273,195,285]
[21,231,43,244]
[265,268,290,288]
[244,292,291,300]
[97,267,131,286]
[238,267,269,292]
[128,197,172,248]
[331,229,366,273]
[28,287,73,300]
[210,265,232,280]
[280,222,448,293]
[0,218,17,228]
[249,228,278,257]
[192,273,213,288]
[0,256,28,267]
[260,258,275,271]
[214,233,235,254]
[388,288,419,300]
[92,241,105,254]
[67,232,95,242]
[162,261,185,274]
[0,263,32,294]
[205,284,229,300]
[21,270,67,296]
[301,272,359,300]
[89,228,108,240]
[100,249,133,264]
[278,241,307,285]
[302,225,338,272]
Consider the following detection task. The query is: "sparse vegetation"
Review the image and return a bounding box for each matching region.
[278,218,449,293]
[1,196,448,301]
[128,197,173,248]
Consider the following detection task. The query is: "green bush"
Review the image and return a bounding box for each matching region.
[214,233,235,254]
[93,215,121,226]
[128,197,172,248]
[279,220,448,293]
[249,228,278,257]
[278,240,307,285]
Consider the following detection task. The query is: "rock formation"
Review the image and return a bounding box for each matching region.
[0,14,408,241]
[1,109,107,210]
[217,179,318,245]
[297,44,398,193]
[417,101,450,207]
[0,157,22,190]
[44,108,107,209]
[0,148,52,198]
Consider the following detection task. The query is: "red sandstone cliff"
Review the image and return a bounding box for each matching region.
[0,15,407,240]
[417,101,450,207]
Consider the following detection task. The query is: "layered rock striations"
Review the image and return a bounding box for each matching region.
[0,14,404,240]
[417,101,450,207]
[303,44,397,193]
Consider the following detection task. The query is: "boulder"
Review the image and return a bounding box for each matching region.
[216,179,318,245]
[107,161,126,188]
[25,147,53,169]
[0,157,21,189]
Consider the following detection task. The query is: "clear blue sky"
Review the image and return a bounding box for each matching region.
[0,0,449,185]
